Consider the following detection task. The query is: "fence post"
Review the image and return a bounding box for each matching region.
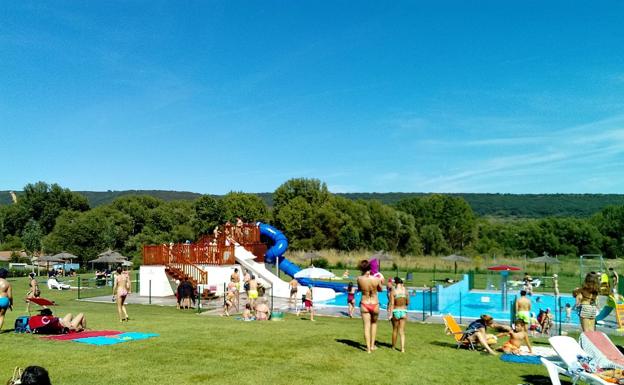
[558,296,562,336]
[135,271,139,293]
[422,291,426,321]
[459,295,462,324]
[77,276,81,299]
[148,280,152,305]
[429,287,433,317]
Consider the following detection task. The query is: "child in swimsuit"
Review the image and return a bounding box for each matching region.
[390,277,409,352]
[347,282,356,318]
[500,319,532,355]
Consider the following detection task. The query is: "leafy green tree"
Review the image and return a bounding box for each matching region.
[22,219,43,255]
[419,224,449,255]
[338,223,360,251]
[0,234,23,251]
[191,196,226,236]
[222,192,269,222]
[273,178,329,221]
[111,195,162,236]
[20,181,89,233]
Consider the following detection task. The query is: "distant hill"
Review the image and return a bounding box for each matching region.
[2,190,624,218]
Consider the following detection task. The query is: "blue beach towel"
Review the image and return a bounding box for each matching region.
[74,332,158,346]
[500,354,542,365]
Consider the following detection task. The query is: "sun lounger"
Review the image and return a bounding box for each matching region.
[47,278,70,290]
[548,336,614,385]
[442,314,475,350]
[580,331,624,370]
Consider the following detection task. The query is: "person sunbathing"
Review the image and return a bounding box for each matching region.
[30,308,87,334]
[499,319,532,355]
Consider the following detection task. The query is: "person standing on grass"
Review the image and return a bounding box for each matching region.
[26,272,41,313]
[297,285,315,321]
[390,277,409,352]
[552,274,560,297]
[574,272,600,332]
[357,260,382,353]
[386,278,394,320]
[347,282,356,318]
[289,278,299,307]
[0,268,13,331]
[113,266,131,322]
[248,275,258,309]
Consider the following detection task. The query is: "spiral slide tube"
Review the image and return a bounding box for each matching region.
[258,222,348,293]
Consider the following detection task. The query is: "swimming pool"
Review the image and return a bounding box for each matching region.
[440,291,580,324]
[319,289,580,324]
[320,290,437,311]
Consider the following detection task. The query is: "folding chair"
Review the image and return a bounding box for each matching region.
[442,314,474,350]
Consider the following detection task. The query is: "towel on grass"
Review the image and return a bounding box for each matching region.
[43,331,122,341]
[500,354,543,365]
[73,332,158,346]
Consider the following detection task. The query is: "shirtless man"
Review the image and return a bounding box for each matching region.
[243,270,251,296]
[289,279,299,306]
[357,260,382,353]
[515,290,532,327]
[26,272,41,313]
[0,268,13,330]
[248,275,258,309]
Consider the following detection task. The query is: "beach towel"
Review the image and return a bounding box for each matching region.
[501,354,543,365]
[73,332,158,346]
[43,330,122,341]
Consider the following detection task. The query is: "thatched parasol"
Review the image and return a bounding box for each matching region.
[529,252,561,275]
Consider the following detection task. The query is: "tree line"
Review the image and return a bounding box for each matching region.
[1,179,623,265]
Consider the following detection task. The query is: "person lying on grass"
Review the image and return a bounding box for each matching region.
[30,308,87,334]
[498,319,533,355]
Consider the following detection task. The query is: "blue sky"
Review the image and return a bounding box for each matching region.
[2,1,624,194]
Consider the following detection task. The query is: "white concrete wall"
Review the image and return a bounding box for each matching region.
[140,265,174,297]
[198,264,242,296]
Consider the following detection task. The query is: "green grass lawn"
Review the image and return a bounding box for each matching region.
[0,277,596,385]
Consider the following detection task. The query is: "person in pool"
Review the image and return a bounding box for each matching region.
[0,268,13,331]
[357,260,382,353]
[390,277,409,352]
[347,282,356,318]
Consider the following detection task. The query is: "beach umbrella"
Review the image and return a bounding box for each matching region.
[294,267,336,280]
[442,254,471,274]
[487,265,521,311]
[302,251,321,265]
[529,253,560,275]
[35,255,65,272]
[53,252,78,261]
[487,264,522,272]
[90,249,127,268]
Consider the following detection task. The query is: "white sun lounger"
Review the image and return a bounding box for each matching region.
[548,336,613,385]
[47,278,70,290]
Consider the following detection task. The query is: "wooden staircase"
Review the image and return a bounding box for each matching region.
[165,262,218,300]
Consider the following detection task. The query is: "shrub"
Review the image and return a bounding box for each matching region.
[313,257,329,269]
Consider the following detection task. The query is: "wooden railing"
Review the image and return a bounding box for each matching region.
[167,262,208,285]
[142,223,266,266]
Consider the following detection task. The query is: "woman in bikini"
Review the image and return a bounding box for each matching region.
[347,282,356,318]
[390,277,409,352]
[113,267,131,322]
[26,272,41,313]
[357,260,382,353]
[574,272,600,332]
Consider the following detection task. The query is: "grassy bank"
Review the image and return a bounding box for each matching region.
[0,276,585,385]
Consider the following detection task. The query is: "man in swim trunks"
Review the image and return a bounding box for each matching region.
[515,290,532,327]
[297,285,315,321]
[248,275,258,308]
[289,279,298,306]
[0,268,13,330]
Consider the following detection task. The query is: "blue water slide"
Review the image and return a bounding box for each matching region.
[257,222,348,292]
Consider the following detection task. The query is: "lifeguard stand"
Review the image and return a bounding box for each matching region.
[579,254,605,285]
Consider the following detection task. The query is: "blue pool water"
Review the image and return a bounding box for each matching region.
[440,291,580,324]
[320,290,580,324]
[320,290,436,311]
